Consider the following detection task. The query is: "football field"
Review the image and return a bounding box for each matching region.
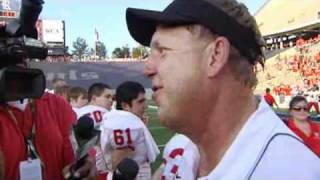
[145,101,176,172]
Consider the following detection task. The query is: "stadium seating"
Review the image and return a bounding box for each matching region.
[256,37,320,109]
[255,0,320,36]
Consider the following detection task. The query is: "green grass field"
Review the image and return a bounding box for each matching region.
[145,102,175,172]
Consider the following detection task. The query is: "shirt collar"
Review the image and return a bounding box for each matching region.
[7,99,29,111]
[202,98,290,180]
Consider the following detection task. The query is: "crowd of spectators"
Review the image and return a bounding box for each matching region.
[258,35,320,114]
[266,36,320,96]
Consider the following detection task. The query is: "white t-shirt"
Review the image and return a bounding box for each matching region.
[99,110,159,179]
[7,99,28,111]
[76,105,108,129]
[198,99,320,180]
[161,134,200,180]
[307,90,318,102]
[45,88,54,94]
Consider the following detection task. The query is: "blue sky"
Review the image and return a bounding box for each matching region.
[41,0,267,54]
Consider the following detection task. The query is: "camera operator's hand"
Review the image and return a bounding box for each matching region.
[63,156,97,180]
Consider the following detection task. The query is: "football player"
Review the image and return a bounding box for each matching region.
[76,83,113,129]
[153,134,200,180]
[99,81,159,180]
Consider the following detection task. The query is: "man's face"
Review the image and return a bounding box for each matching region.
[92,88,113,110]
[127,92,146,118]
[143,26,207,130]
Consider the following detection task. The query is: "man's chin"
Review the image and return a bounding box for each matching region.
[159,114,178,131]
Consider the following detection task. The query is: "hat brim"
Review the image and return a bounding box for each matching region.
[126,8,193,47]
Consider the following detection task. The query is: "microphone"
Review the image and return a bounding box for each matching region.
[67,115,100,180]
[113,158,139,180]
[74,115,99,142]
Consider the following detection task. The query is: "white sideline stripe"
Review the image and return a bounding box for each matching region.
[149,127,166,130]
[148,105,158,109]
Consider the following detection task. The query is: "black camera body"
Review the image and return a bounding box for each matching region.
[0,0,48,102]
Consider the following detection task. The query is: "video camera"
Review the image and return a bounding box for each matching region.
[0,0,48,102]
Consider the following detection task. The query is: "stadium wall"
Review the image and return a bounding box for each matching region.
[29,61,152,98]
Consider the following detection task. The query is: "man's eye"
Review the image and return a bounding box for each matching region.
[150,47,169,59]
[158,47,164,53]
[153,48,164,55]
[159,48,168,57]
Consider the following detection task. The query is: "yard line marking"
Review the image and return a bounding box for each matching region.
[149,127,166,130]
[148,105,158,110]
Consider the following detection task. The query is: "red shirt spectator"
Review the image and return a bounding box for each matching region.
[279,84,286,95]
[287,119,320,156]
[0,93,76,180]
[273,86,281,96]
[284,85,292,96]
[264,94,277,106]
[296,38,304,47]
[315,53,320,62]
[264,88,278,107]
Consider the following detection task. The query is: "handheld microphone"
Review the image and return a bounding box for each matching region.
[113,158,139,180]
[74,115,99,142]
[68,115,100,180]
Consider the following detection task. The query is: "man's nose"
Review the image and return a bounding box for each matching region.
[143,55,157,78]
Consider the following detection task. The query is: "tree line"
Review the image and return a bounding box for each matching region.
[71,37,149,60]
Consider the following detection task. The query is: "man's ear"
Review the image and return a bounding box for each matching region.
[206,37,230,78]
